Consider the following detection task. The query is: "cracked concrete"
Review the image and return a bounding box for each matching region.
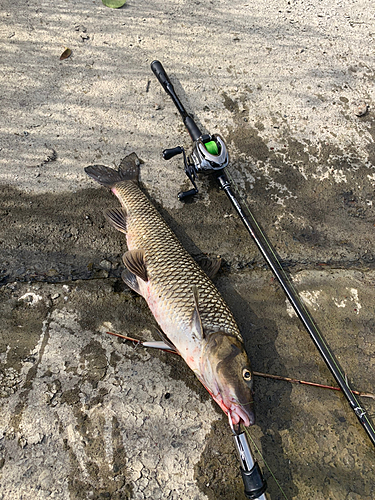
[1,0,375,498]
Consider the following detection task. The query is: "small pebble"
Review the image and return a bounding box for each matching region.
[19,436,27,448]
[99,259,112,271]
[352,100,368,117]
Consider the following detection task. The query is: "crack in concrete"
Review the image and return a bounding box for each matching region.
[7,313,52,436]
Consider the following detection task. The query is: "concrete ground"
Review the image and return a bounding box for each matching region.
[1,0,375,498]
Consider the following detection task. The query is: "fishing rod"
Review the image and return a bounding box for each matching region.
[150,58,375,467]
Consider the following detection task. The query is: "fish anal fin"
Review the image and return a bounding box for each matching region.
[105,208,128,234]
[150,325,178,352]
[121,269,142,295]
[196,256,222,280]
[191,285,205,340]
[142,341,177,353]
[123,249,148,282]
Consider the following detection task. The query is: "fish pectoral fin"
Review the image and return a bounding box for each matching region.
[196,256,222,280]
[121,269,142,295]
[123,249,148,282]
[105,208,128,234]
[190,285,205,340]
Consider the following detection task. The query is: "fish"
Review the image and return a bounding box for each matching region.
[85,155,255,426]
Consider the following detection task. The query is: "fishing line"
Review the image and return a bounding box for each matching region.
[244,427,290,500]
[225,166,341,362]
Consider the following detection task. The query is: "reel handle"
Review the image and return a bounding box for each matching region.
[163,147,183,160]
[178,188,198,200]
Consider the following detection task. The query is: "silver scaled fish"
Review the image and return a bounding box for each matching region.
[85,157,255,426]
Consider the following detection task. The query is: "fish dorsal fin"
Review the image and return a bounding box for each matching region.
[191,285,205,340]
[105,208,128,234]
[196,256,222,280]
[123,249,148,282]
[121,269,142,296]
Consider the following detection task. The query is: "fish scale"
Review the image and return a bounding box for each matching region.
[113,180,241,342]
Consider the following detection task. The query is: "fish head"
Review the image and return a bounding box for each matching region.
[200,332,255,427]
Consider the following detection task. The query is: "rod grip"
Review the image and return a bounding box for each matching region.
[184,116,202,142]
[241,463,267,499]
[151,60,171,88]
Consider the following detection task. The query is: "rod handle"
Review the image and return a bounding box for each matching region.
[184,116,202,142]
[151,60,171,89]
[150,60,202,141]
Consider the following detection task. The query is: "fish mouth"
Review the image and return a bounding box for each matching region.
[196,376,255,427]
[228,403,255,427]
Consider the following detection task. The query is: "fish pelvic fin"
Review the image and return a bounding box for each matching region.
[196,256,222,280]
[85,153,140,188]
[123,249,148,282]
[191,285,205,340]
[105,208,128,234]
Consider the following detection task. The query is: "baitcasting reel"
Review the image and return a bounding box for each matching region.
[163,133,229,200]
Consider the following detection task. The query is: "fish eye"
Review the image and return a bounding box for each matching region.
[242,369,252,381]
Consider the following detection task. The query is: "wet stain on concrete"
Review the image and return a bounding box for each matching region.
[80,340,108,387]
[218,93,375,272]
[1,142,375,293]
[195,420,246,499]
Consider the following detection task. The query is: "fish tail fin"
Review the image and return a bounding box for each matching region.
[85,153,140,187]
[85,165,125,187]
[118,153,140,184]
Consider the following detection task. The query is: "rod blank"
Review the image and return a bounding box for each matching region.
[216,171,375,447]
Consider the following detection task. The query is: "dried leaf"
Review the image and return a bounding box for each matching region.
[60,48,72,60]
[102,0,127,8]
